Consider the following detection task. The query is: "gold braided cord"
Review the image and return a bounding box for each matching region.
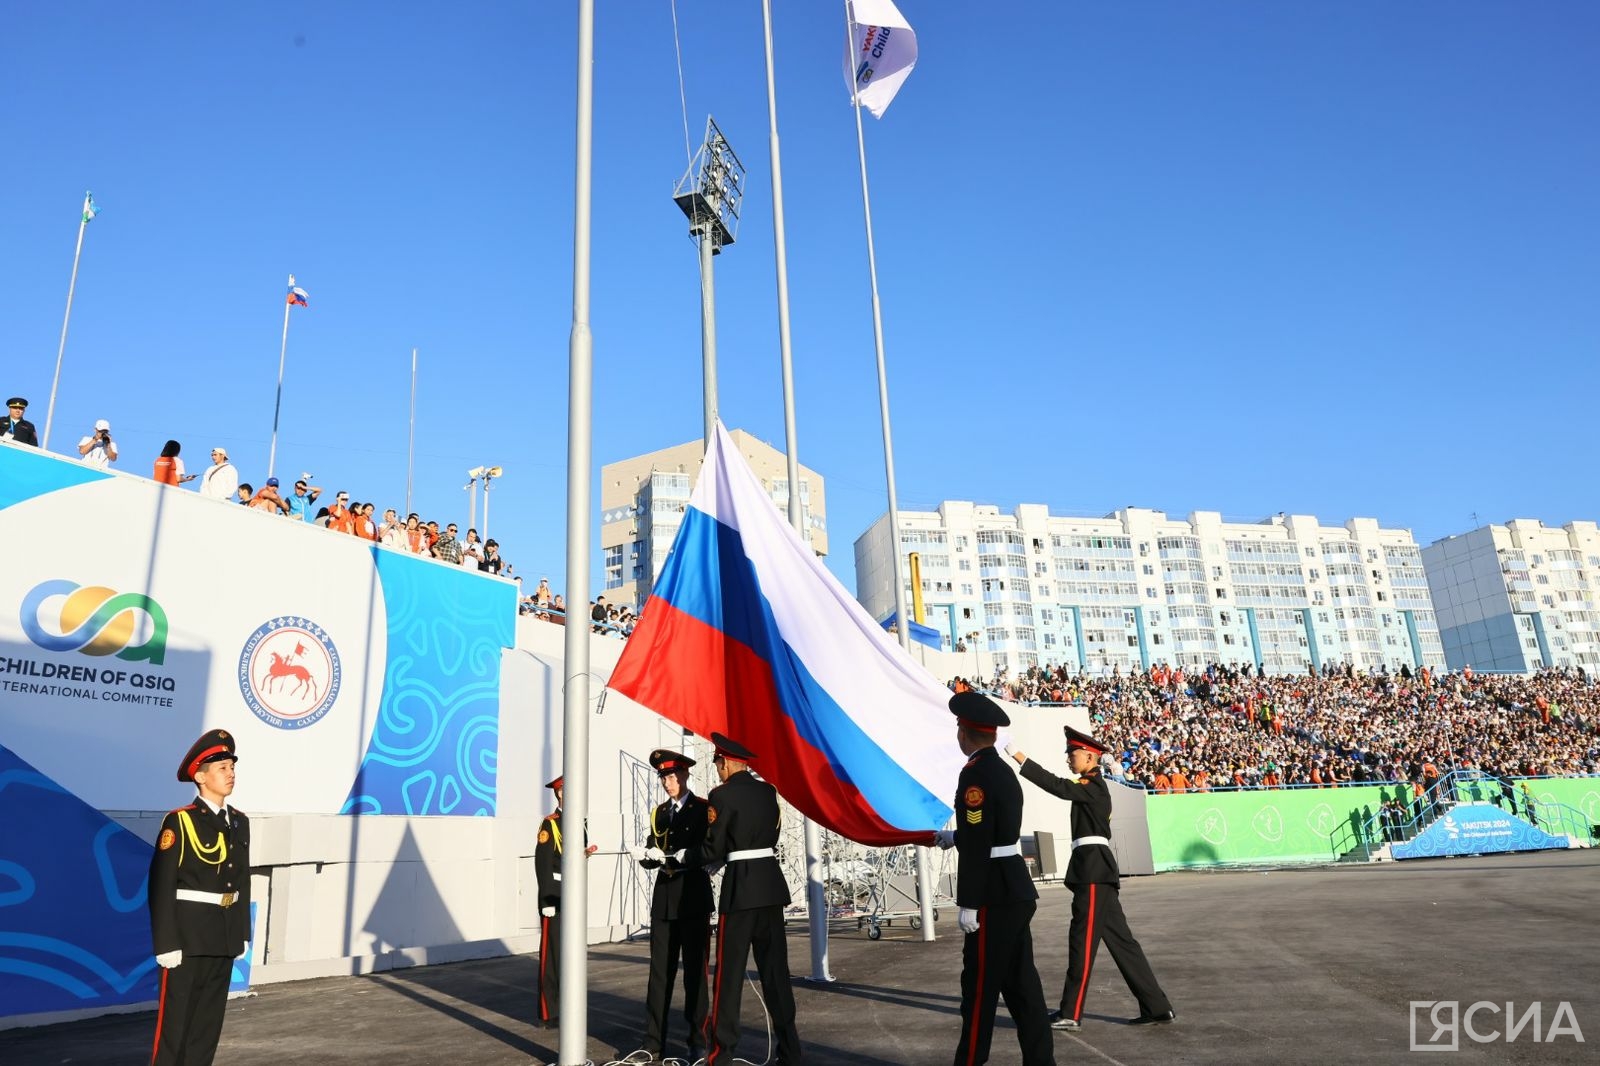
[176,809,228,867]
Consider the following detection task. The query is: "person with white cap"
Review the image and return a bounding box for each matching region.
[198,447,239,502]
[77,418,118,469]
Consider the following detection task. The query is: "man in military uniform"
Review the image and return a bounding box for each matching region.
[148,729,251,1066]
[635,748,714,1062]
[1008,725,1175,1029]
[2,396,39,446]
[533,775,595,1029]
[935,691,1055,1066]
[697,732,802,1065]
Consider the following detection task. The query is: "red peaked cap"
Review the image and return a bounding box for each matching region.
[949,690,1009,733]
[178,728,237,783]
[649,748,696,774]
[545,775,564,791]
[1065,725,1108,756]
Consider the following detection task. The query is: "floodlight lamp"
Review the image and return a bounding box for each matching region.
[468,465,487,479]
[486,466,504,479]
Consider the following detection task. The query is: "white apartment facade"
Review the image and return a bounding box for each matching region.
[855,503,1445,678]
[1421,519,1600,673]
[600,429,827,613]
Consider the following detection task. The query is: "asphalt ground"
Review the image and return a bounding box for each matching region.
[5,849,1596,1065]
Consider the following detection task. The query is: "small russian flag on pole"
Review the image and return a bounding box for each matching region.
[286,275,309,307]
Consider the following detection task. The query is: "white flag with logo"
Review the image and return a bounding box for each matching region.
[846,0,917,118]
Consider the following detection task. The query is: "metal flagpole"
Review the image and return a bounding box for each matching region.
[267,275,295,479]
[845,0,936,942]
[43,193,93,450]
[559,0,596,1061]
[406,347,417,514]
[761,0,832,984]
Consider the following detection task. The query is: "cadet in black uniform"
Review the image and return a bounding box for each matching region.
[936,691,1055,1066]
[533,775,595,1029]
[148,729,251,1066]
[697,732,802,1065]
[637,748,715,1062]
[1009,725,1174,1029]
[2,396,39,446]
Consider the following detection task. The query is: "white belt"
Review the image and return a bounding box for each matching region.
[989,842,1022,858]
[1072,835,1112,849]
[175,889,240,907]
[727,848,775,861]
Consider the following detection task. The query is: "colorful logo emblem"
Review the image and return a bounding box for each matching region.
[238,616,341,730]
[19,579,169,664]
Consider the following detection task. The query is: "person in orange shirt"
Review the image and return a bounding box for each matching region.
[1152,770,1173,794]
[324,491,355,533]
[248,477,291,515]
[350,502,380,541]
[153,440,197,486]
[1191,769,1210,792]
[1168,766,1189,794]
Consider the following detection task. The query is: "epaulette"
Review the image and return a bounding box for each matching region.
[964,754,980,768]
[172,804,197,814]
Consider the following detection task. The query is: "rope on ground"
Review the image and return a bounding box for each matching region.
[594,971,773,1066]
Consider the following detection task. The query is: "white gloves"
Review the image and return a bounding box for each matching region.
[540,906,556,917]
[627,842,647,860]
[958,908,980,934]
[672,850,686,863]
[933,829,955,850]
[643,846,666,863]
[156,949,183,969]
[237,942,250,960]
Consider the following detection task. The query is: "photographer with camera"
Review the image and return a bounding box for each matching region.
[77,419,118,469]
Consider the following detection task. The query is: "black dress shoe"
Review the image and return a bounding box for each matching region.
[1129,1010,1176,1025]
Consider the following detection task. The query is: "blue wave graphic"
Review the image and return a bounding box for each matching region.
[340,552,515,816]
[0,745,161,1016]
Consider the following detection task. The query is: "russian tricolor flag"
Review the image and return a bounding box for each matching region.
[287,274,309,307]
[608,421,961,846]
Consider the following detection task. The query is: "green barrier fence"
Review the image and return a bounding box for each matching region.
[1146,777,1600,871]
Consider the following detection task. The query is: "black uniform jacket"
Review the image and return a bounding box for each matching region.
[954,745,1037,909]
[1019,761,1121,886]
[643,794,715,921]
[0,416,38,446]
[535,810,566,911]
[148,800,251,956]
[697,770,789,913]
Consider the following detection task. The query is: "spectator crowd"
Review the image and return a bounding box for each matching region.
[953,661,1600,793]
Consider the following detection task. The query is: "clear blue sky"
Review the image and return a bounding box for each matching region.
[4,3,1597,594]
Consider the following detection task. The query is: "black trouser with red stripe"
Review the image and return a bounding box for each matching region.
[953,900,1054,1066]
[643,912,710,1056]
[706,905,801,1064]
[1061,882,1170,1022]
[538,909,560,1025]
[151,955,231,1066]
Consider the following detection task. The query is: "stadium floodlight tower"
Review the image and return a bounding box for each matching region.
[673,117,745,450]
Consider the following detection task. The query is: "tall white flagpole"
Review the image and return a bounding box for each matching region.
[844,0,936,942]
[761,0,833,984]
[406,347,417,514]
[43,192,94,450]
[267,275,295,479]
[559,0,596,1061]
